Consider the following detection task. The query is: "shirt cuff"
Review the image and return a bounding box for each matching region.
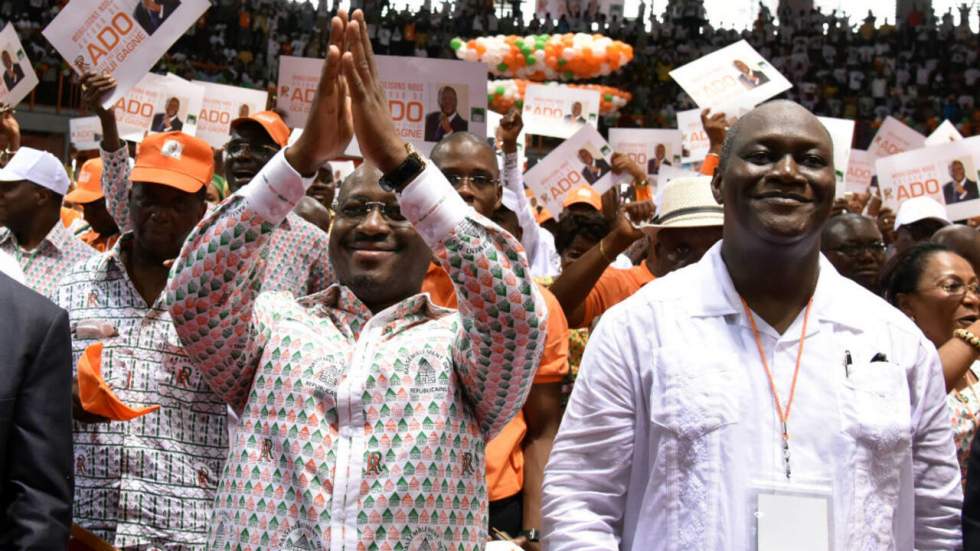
[399,163,469,246]
[238,149,314,224]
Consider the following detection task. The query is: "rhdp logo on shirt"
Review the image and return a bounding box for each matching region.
[161,140,183,160]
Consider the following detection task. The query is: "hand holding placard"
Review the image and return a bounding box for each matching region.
[701,108,728,156]
[499,110,523,154]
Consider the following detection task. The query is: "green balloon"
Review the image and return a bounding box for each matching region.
[497,63,509,72]
[488,94,495,103]
[526,55,535,65]
[516,99,524,108]
[558,58,567,66]
[604,93,613,101]
[495,86,506,95]
[564,71,574,80]
[451,38,463,50]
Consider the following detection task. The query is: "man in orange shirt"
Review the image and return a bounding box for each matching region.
[64,158,120,252]
[421,131,568,548]
[550,176,724,329]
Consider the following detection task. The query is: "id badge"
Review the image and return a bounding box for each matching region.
[750,479,834,551]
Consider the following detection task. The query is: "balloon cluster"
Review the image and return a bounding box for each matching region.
[487,80,632,115]
[452,33,634,81]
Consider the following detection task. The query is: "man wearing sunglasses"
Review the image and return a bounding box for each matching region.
[821,212,887,292]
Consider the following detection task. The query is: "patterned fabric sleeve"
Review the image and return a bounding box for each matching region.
[166,151,313,413]
[100,145,132,234]
[401,163,547,440]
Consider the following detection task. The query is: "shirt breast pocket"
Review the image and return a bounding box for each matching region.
[649,350,740,440]
[839,360,912,452]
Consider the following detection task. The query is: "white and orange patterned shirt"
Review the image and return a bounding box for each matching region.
[101,145,333,297]
[0,219,94,298]
[55,235,228,549]
[166,152,547,550]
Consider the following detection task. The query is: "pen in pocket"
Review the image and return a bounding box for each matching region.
[844,350,852,378]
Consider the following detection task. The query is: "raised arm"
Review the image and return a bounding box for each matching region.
[549,201,653,328]
[167,15,353,414]
[500,110,559,277]
[342,11,546,439]
[81,73,131,232]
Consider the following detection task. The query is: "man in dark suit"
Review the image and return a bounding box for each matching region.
[734,59,770,90]
[1,51,24,91]
[133,0,182,36]
[578,147,611,184]
[0,272,73,548]
[943,160,979,204]
[150,97,183,132]
[424,86,468,142]
[646,143,672,175]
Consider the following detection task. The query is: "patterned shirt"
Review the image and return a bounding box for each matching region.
[101,145,333,296]
[0,219,94,299]
[55,235,228,549]
[948,363,980,484]
[166,152,547,550]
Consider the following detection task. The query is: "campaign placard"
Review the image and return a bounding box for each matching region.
[69,116,103,151]
[112,73,204,141]
[817,116,855,197]
[877,136,980,221]
[608,128,682,181]
[521,83,600,139]
[278,55,487,155]
[42,0,210,108]
[487,109,526,169]
[194,81,268,148]
[868,116,926,158]
[669,40,792,112]
[925,120,964,147]
[0,24,38,107]
[523,125,615,217]
[676,108,710,164]
[844,149,876,195]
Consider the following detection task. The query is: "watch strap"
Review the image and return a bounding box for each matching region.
[380,142,426,193]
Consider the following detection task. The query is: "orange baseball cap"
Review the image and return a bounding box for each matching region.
[77,342,160,421]
[131,132,214,193]
[563,184,603,211]
[65,158,105,204]
[230,110,290,148]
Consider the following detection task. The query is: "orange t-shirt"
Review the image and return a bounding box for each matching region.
[422,262,570,501]
[578,263,655,329]
[80,230,119,253]
[60,207,82,229]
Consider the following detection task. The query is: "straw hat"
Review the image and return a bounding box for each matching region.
[647,176,724,229]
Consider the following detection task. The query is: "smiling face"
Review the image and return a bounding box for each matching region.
[897,250,980,347]
[165,97,180,118]
[438,87,458,116]
[578,148,594,165]
[655,143,666,160]
[1,51,12,70]
[571,102,583,117]
[733,59,750,75]
[712,101,836,250]
[329,165,431,313]
[951,160,966,182]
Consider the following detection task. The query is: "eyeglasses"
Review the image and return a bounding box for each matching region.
[828,241,886,256]
[444,173,499,190]
[933,280,980,297]
[337,201,408,225]
[225,140,280,158]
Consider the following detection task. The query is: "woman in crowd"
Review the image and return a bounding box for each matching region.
[881,243,980,480]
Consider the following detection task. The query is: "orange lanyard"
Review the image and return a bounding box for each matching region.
[740,296,814,480]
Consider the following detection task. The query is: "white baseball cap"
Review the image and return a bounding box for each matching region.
[893,196,950,231]
[0,147,70,196]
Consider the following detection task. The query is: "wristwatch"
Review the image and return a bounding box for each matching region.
[518,529,540,542]
[379,142,426,193]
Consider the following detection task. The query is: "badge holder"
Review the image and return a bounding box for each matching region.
[749,478,835,551]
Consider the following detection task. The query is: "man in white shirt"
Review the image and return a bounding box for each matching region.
[542,100,962,550]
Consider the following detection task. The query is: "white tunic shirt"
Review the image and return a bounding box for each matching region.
[542,243,962,550]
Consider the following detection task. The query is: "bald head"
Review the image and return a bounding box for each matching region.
[719,100,834,174]
[429,131,501,217]
[337,163,384,202]
[932,224,980,273]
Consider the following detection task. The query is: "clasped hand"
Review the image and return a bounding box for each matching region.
[286,10,407,177]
